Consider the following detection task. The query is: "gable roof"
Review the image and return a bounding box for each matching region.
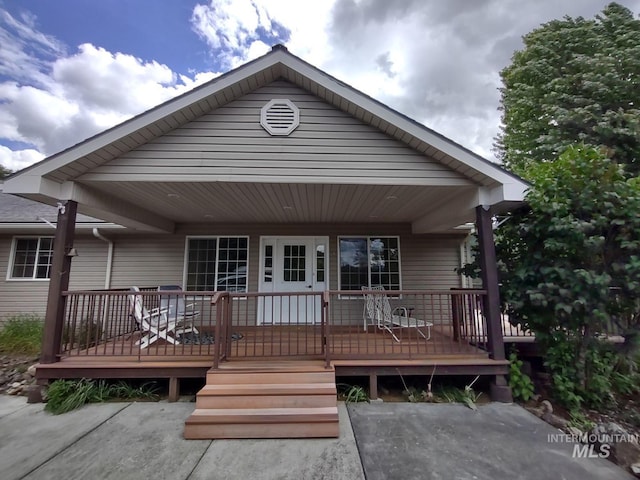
[3,45,527,233]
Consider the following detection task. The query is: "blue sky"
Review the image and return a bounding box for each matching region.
[1,0,639,172]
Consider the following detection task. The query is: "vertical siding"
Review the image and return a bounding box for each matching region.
[0,235,109,326]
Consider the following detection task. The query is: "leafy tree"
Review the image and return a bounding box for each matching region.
[0,165,12,179]
[497,3,640,178]
[496,146,640,409]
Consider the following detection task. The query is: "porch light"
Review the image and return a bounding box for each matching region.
[66,247,78,257]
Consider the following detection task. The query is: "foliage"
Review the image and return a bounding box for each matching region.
[62,320,104,350]
[497,3,640,178]
[508,352,535,402]
[45,379,159,414]
[568,410,596,432]
[495,146,640,410]
[0,165,12,179]
[435,377,482,410]
[0,314,44,355]
[337,383,369,403]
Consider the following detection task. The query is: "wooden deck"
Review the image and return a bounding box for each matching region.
[58,325,488,360]
[33,325,509,403]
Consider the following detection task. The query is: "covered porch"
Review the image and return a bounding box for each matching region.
[2,49,531,427]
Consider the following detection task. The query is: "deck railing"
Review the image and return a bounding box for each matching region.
[55,288,525,362]
[60,289,220,359]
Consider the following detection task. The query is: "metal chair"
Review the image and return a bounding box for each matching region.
[362,286,432,342]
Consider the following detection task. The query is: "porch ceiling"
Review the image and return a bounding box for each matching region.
[81,180,478,230]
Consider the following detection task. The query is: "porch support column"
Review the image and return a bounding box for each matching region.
[476,205,512,402]
[41,200,78,364]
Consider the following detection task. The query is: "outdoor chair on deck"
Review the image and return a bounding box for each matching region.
[362,286,433,343]
[128,287,180,349]
[157,285,200,336]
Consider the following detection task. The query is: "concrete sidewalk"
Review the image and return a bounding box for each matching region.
[0,396,633,480]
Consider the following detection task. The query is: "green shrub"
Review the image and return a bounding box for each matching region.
[337,384,369,403]
[62,320,103,349]
[508,352,535,402]
[45,379,159,414]
[0,314,43,355]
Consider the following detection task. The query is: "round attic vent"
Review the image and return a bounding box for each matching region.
[260,99,299,136]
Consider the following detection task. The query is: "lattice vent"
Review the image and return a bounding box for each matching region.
[260,99,300,136]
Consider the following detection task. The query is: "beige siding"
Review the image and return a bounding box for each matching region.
[81,81,470,185]
[0,235,109,325]
[0,226,465,327]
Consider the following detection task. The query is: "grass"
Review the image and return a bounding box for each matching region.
[0,314,43,355]
[337,383,369,403]
[45,379,159,414]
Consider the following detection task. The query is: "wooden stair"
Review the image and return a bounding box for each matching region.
[183,360,339,439]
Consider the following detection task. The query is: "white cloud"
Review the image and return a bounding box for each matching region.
[0,9,65,87]
[0,12,221,171]
[191,0,337,68]
[0,145,45,172]
[3,0,640,173]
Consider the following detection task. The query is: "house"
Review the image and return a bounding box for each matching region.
[2,45,528,438]
[0,185,123,320]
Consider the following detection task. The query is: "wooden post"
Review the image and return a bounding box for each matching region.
[476,205,512,402]
[41,200,78,364]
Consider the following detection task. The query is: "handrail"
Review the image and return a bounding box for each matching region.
[211,291,230,368]
[323,290,331,368]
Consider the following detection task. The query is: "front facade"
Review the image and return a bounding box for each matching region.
[2,46,528,410]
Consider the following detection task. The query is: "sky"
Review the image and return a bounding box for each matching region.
[1,0,639,172]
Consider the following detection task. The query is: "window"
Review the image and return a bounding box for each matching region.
[9,237,54,280]
[185,237,248,292]
[338,237,401,291]
[283,245,305,282]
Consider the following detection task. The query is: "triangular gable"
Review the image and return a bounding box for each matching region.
[6,45,526,196]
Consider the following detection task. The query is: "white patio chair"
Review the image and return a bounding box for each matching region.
[128,286,180,349]
[362,286,432,343]
[157,285,199,336]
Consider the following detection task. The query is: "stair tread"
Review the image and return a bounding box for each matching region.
[199,383,336,395]
[186,407,338,425]
[190,406,338,415]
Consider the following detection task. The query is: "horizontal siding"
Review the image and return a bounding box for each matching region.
[0,227,466,328]
[0,236,109,326]
[80,80,469,185]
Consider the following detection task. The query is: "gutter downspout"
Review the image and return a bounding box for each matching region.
[93,228,113,289]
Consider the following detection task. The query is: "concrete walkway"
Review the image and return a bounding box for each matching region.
[0,396,633,480]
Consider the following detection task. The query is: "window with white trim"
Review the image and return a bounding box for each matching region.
[185,237,248,292]
[9,237,54,280]
[338,237,401,291]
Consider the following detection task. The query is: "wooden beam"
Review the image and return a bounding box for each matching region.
[475,205,506,361]
[476,206,512,404]
[41,200,77,364]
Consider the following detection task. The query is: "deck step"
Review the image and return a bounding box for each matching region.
[206,370,335,385]
[185,361,339,439]
[187,407,339,424]
[196,383,337,409]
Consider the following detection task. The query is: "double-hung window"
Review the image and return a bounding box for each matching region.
[9,237,55,280]
[338,237,401,291]
[185,237,249,292]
